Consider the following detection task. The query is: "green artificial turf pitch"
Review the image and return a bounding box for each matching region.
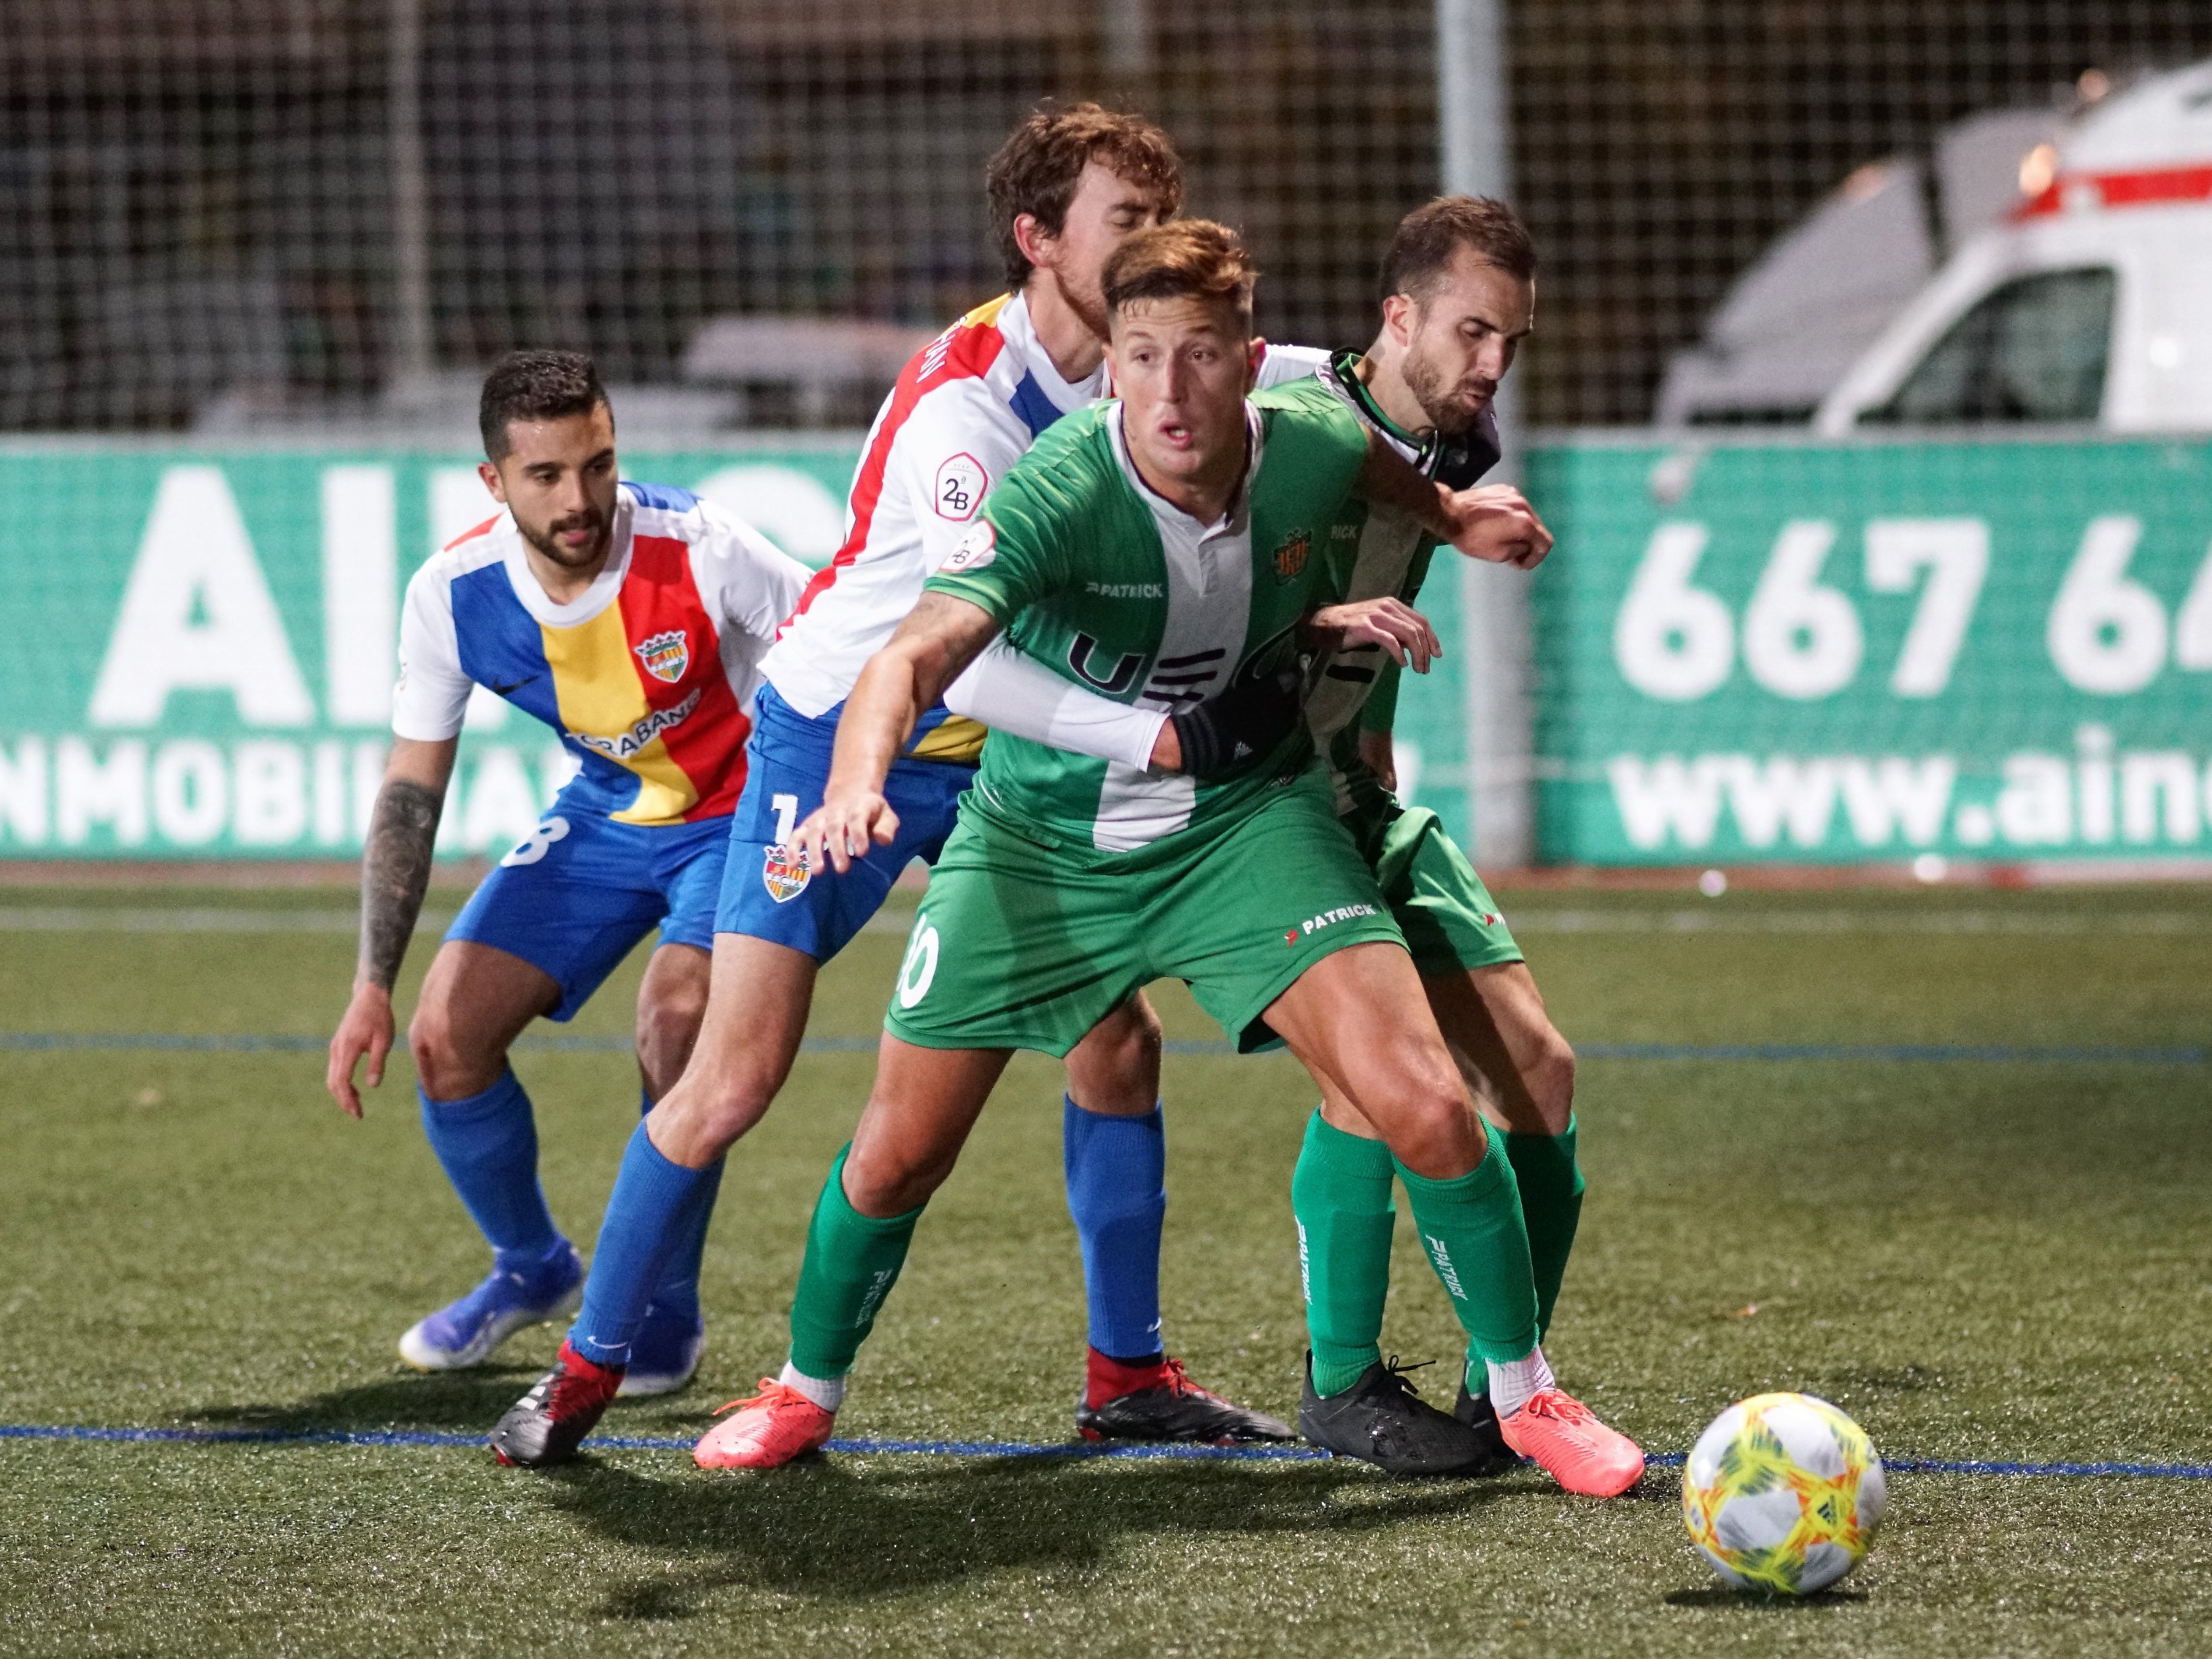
[1,880,2209,1656]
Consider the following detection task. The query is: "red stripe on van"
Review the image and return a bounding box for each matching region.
[2014,163,2212,219]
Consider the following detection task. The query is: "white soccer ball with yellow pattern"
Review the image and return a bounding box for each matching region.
[1682,1392,1886,1594]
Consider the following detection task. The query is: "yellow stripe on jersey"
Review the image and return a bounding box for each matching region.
[907,714,988,765]
[961,293,1013,330]
[542,605,700,826]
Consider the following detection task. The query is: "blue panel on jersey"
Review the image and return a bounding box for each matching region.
[621,480,699,512]
[1007,372,1065,442]
[448,562,563,731]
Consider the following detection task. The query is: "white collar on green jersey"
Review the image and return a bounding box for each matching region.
[1103,400,1267,537]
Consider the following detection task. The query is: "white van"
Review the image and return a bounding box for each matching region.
[1816,59,2212,434]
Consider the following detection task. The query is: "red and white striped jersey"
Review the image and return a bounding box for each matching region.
[761,292,1094,739]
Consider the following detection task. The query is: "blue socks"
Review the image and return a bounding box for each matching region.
[639,1089,720,1323]
[1062,1096,1167,1364]
[571,1121,722,1366]
[418,1070,561,1264]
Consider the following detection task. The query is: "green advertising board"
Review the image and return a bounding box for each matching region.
[0,437,1479,863]
[13,433,2196,868]
[1524,434,2212,865]
[0,446,859,859]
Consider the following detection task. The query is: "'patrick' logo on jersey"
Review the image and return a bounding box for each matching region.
[762,843,810,903]
[633,629,690,683]
[1272,531,1311,585]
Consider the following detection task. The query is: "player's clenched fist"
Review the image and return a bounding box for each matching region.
[794,788,902,876]
[1442,483,1552,569]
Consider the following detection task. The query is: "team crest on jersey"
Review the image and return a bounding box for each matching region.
[1272,531,1311,585]
[633,629,689,684]
[762,843,810,903]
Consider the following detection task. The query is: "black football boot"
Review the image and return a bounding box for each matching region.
[1075,1357,1296,1444]
[1299,1354,1515,1477]
[490,1340,625,1467]
[1452,1379,1513,1465]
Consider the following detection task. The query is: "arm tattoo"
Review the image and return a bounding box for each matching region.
[358,779,443,991]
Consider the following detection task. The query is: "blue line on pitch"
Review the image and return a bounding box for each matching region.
[4,1423,2210,1479]
[3,1030,2206,1064]
[1574,1041,2212,1065]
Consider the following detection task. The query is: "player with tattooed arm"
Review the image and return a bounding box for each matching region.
[326,352,805,1396]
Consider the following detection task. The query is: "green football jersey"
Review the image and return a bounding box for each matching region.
[1269,357,1500,815]
[923,386,1370,851]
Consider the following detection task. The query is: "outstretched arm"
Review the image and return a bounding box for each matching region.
[793,593,1004,875]
[1352,431,1554,569]
[327,737,457,1117]
[945,641,1176,772]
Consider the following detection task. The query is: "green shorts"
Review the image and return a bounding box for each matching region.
[1342,795,1523,975]
[887,772,1406,1057]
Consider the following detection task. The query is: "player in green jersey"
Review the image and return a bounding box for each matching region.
[1269,197,1596,1469]
[691,221,1645,1497]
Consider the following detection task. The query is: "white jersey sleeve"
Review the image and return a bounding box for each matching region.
[895,391,1033,580]
[685,498,811,712]
[944,639,1168,772]
[391,562,474,742]
[1254,342,1331,390]
[689,498,811,646]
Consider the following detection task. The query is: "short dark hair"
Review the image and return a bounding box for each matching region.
[1101,221,1257,333]
[986,101,1184,292]
[1379,196,1537,305]
[478,350,610,460]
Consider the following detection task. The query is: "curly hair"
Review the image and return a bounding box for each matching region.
[986,102,1183,291]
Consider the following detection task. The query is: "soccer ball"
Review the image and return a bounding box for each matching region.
[1681,1392,1886,1594]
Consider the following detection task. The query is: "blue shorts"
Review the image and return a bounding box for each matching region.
[714,683,976,962]
[446,803,731,1022]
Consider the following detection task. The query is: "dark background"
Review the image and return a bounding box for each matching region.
[3,0,2207,430]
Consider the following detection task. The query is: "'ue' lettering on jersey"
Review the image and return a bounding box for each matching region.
[762,288,1332,764]
[394,481,808,826]
[923,384,1373,853]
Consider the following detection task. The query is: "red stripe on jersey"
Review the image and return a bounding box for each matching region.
[443,515,501,553]
[778,305,1011,633]
[621,534,754,820]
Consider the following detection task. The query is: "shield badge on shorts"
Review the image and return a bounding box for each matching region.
[633,629,689,684]
[762,843,810,903]
[1272,531,1311,585]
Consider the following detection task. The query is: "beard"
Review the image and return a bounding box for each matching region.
[1401,343,1494,435]
[520,508,608,570]
[1054,271,1113,343]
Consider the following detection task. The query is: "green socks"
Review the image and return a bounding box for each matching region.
[1506,1116,1585,1340]
[787,1145,925,1381]
[1396,1120,1540,1369]
[1291,1113,1398,1398]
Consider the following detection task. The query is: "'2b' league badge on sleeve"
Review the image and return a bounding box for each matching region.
[939,520,996,575]
[934,452,987,521]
